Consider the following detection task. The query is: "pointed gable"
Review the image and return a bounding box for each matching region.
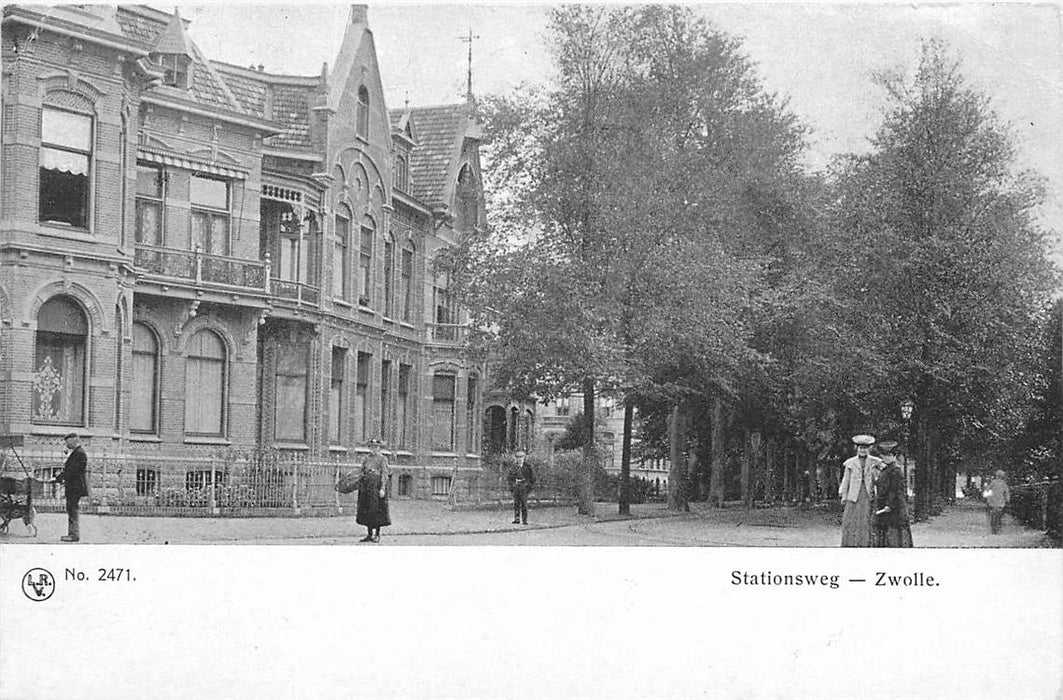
[405,104,480,210]
[151,9,194,57]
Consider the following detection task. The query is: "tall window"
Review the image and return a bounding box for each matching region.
[329,347,346,444]
[434,274,456,339]
[333,207,351,299]
[130,322,159,433]
[39,107,92,228]
[380,360,391,444]
[190,175,230,256]
[355,352,371,443]
[466,376,479,453]
[359,223,373,307]
[400,245,414,322]
[393,153,409,192]
[456,163,479,232]
[135,165,164,245]
[33,296,87,424]
[274,345,308,442]
[397,364,411,450]
[184,330,226,435]
[556,396,570,417]
[356,86,369,139]
[432,374,456,452]
[383,235,395,317]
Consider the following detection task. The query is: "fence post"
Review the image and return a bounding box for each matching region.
[291,462,299,512]
[334,464,342,514]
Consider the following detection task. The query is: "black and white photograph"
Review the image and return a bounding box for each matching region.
[0,3,1060,698]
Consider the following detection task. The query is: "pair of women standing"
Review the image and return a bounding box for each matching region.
[356,438,391,542]
[838,435,913,547]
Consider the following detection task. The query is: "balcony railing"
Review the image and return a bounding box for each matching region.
[427,322,469,343]
[271,279,321,306]
[135,245,269,292]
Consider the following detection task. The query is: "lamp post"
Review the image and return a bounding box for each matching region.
[901,399,915,497]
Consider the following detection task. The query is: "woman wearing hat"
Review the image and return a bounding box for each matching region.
[356,438,391,542]
[871,441,913,547]
[838,435,881,547]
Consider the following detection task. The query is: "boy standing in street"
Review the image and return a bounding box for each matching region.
[507,450,535,525]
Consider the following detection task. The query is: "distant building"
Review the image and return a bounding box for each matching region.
[0,5,488,498]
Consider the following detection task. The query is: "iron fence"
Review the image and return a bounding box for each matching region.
[0,448,491,517]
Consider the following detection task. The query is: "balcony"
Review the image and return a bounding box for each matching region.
[271,279,320,307]
[427,322,469,344]
[134,245,270,303]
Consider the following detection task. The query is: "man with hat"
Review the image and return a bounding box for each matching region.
[983,469,1010,534]
[838,434,881,547]
[507,449,535,525]
[52,432,89,542]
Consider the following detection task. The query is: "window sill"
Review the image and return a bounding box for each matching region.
[128,434,162,443]
[30,424,89,437]
[430,452,459,458]
[332,298,353,308]
[38,224,94,242]
[183,436,231,445]
[272,442,310,451]
[328,445,349,453]
[398,321,416,331]
[357,305,375,316]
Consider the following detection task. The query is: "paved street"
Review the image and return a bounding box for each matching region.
[0,498,1051,547]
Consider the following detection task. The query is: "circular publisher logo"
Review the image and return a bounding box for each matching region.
[22,568,55,602]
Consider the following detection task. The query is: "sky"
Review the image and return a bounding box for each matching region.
[177,2,1063,253]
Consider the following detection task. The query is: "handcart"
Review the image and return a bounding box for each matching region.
[0,435,38,537]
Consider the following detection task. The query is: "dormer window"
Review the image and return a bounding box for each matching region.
[156,54,191,89]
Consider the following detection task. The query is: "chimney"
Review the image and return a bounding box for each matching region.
[349,4,368,25]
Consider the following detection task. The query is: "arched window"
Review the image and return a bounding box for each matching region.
[432,373,456,452]
[383,233,395,317]
[400,242,415,322]
[356,86,369,139]
[358,217,374,307]
[455,163,479,232]
[333,204,352,300]
[33,296,87,424]
[184,329,226,435]
[130,323,160,433]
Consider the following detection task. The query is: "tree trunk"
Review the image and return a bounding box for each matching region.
[765,437,777,504]
[740,427,752,508]
[667,405,688,511]
[578,376,597,516]
[782,442,792,502]
[619,394,633,516]
[708,395,726,507]
[913,409,930,521]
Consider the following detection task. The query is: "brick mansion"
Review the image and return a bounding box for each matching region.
[0,5,533,501]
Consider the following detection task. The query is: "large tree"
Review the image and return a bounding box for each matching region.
[827,40,1060,519]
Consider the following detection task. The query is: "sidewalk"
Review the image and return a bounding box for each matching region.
[0,497,1053,546]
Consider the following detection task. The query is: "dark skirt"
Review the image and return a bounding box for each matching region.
[356,472,391,528]
[874,502,914,548]
[874,522,914,547]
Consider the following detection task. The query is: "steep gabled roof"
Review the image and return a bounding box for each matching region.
[403,103,474,210]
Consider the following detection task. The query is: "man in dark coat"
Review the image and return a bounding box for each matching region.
[53,432,88,542]
[507,450,535,525]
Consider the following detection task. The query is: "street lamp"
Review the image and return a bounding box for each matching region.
[901,399,915,496]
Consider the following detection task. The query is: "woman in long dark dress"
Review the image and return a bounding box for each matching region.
[872,444,913,547]
[356,438,391,542]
